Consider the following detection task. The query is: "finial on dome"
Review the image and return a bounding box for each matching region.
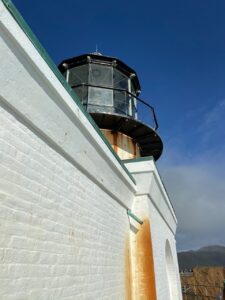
[91,44,103,56]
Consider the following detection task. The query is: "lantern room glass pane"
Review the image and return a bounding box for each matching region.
[114,90,129,115]
[73,86,88,105]
[69,65,88,86]
[113,69,128,90]
[89,64,113,87]
[88,87,113,107]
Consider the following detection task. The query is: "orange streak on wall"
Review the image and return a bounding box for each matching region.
[125,237,132,300]
[135,218,157,300]
[101,129,140,160]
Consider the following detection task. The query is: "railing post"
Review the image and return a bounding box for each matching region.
[85,83,88,111]
[125,90,127,116]
[82,83,84,103]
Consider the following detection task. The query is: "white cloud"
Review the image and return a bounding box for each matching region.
[159,161,225,251]
[198,98,225,144]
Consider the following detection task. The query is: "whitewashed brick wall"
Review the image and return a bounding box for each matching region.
[0,105,132,300]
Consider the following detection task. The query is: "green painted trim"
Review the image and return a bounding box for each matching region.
[127,210,143,225]
[2,0,135,184]
[123,156,154,164]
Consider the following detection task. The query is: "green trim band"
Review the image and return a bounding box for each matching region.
[2,0,135,184]
[127,209,143,225]
[123,156,154,164]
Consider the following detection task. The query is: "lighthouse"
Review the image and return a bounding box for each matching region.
[58,52,163,160]
[57,53,182,298]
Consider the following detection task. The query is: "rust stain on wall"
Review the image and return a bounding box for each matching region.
[125,237,132,300]
[135,218,157,300]
[113,131,118,154]
[101,129,140,159]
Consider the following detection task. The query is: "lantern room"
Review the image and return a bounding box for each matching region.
[58,53,163,160]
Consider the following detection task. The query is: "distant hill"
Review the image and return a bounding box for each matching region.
[178,245,225,270]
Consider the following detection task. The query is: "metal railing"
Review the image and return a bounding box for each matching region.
[71,83,159,130]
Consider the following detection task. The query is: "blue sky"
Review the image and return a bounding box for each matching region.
[12,0,225,251]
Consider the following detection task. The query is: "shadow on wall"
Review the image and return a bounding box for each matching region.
[166,239,180,299]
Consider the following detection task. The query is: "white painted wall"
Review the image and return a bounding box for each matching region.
[125,159,182,300]
[1,104,134,300]
[0,1,181,299]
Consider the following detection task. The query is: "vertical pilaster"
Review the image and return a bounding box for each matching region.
[129,197,157,300]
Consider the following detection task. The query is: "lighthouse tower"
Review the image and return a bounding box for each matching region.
[58,53,182,299]
[58,53,163,160]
